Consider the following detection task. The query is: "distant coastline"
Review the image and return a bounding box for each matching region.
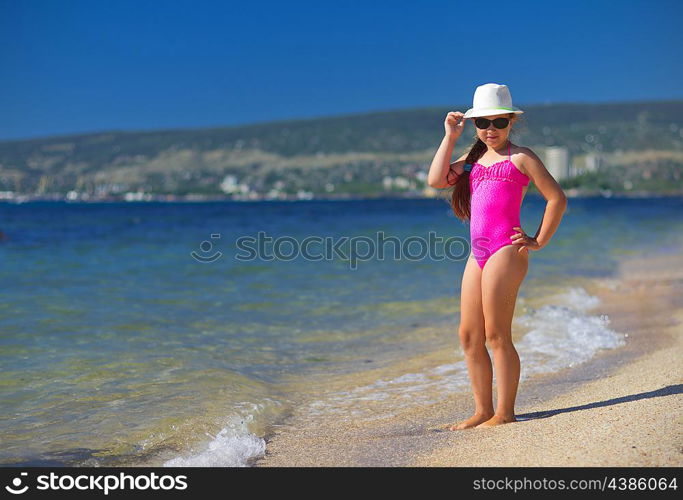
[1,101,682,203]
[0,188,681,204]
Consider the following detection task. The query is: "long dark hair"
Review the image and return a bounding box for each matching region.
[444,113,520,222]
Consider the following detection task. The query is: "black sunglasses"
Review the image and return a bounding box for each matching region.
[474,117,510,130]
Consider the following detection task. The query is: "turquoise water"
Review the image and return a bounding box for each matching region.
[1,196,682,466]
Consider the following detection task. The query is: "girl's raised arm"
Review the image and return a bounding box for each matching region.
[428,112,466,189]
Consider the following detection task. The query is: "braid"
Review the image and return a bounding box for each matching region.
[444,137,486,222]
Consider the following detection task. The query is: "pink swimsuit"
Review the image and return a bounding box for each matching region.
[467,141,530,270]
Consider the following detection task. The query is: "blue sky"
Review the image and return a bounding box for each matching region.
[1,0,681,140]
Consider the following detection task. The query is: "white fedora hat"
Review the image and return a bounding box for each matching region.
[463,83,524,119]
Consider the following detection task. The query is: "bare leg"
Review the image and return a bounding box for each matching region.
[477,245,528,428]
[449,255,494,430]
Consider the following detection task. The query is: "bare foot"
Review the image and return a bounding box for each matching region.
[475,414,517,428]
[449,413,494,430]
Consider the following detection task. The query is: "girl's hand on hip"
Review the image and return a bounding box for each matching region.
[511,227,540,253]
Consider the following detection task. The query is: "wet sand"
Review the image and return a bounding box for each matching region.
[255,249,683,467]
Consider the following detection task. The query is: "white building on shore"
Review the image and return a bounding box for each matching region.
[544,146,571,180]
[584,152,602,172]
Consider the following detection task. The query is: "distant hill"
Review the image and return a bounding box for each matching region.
[0,100,682,198]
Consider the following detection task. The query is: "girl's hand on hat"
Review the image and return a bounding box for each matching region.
[444,111,466,140]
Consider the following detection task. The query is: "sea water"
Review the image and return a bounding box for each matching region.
[1,196,682,466]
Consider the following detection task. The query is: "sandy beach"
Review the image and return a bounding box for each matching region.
[256,247,683,467]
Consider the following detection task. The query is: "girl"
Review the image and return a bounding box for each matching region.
[427,83,567,429]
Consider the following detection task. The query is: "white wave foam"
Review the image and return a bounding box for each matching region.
[163,414,266,467]
[516,286,626,377]
[552,286,601,312]
[304,286,626,419]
